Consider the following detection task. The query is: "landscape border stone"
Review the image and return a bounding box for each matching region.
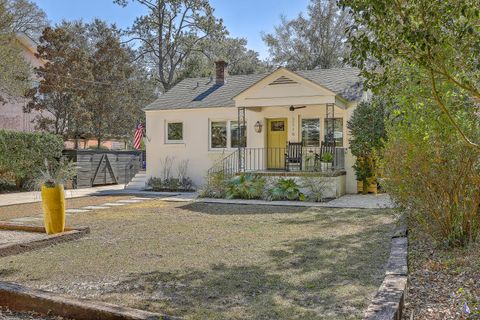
[364,225,408,320]
[0,281,176,320]
[0,223,90,258]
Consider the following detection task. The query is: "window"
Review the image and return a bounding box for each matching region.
[210,120,247,149]
[301,118,320,147]
[166,122,183,142]
[230,121,247,148]
[324,118,343,147]
[270,121,285,131]
[211,121,227,148]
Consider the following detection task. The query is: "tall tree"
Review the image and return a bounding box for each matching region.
[0,0,31,104]
[26,20,158,147]
[5,0,49,40]
[114,0,226,92]
[339,0,480,150]
[262,0,350,70]
[25,23,93,139]
[178,36,269,80]
[85,20,133,147]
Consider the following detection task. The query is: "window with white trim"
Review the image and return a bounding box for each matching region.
[210,120,246,149]
[324,118,343,147]
[301,118,320,147]
[166,122,183,143]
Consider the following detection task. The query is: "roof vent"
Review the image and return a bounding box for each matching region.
[269,76,298,85]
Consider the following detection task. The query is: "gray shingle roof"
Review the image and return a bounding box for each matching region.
[144,67,362,111]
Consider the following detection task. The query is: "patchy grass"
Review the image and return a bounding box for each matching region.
[403,223,480,319]
[0,201,398,319]
[0,195,132,221]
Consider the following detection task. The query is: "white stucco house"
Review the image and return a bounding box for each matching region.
[145,61,365,195]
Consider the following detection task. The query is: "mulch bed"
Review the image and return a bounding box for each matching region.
[403,225,480,319]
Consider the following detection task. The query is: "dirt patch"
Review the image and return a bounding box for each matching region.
[0,231,48,246]
[0,195,133,221]
[0,200,398,320]
[0,307,66,319]
[403,225,480,319]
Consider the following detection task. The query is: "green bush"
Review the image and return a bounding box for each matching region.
[0,130,64,188]
[198,169,227,198]
[226,174,265,199]
[268,178,305,201]
[382,106,480,247]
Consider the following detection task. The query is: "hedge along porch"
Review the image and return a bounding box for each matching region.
[145,64,364,194]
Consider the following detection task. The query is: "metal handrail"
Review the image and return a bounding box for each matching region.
[124,156,139,189]
[208,147,346,177]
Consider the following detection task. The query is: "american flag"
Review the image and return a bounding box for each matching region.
[133,124,143,150]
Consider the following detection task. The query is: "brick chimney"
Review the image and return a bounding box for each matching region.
[215,60,228,85]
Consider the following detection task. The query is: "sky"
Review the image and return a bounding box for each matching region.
[33,0,310,59]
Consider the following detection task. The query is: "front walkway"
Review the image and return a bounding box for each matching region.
[165,193,395,209]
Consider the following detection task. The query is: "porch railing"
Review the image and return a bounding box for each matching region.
[208,147,346,178]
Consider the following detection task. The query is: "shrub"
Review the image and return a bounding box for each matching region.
[147,177,194,191]
[347,98,387,191]
[148,158,194,191]
[382,107,480,247]
[198,169,227,198]
[0,130,64,188]
[300,176,330,202]
[268,178,305,201]
[226,174,265,199]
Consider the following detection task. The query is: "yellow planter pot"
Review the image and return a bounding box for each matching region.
[41,184,66,235]
[357,181,378,194]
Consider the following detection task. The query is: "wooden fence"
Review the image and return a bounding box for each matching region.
[62,150,144,188]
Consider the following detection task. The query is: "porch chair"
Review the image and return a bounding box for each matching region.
[284,142,303,171]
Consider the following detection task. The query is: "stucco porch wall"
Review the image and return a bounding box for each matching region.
[146,104,357,193]
[257,172,346,199]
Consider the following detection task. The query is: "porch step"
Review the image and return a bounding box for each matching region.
[125,171,147,190]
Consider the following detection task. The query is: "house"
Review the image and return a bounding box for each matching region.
[0,33,45,132]
[145,61,366,195]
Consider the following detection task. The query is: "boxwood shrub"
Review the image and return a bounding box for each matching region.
[0,130,64,188]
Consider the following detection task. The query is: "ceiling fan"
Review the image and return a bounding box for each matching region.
[289,105,306,111]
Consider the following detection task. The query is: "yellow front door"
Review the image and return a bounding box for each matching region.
[267,118,288,169]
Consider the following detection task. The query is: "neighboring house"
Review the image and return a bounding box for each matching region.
[0,33,45,132]
[145,61,366,194]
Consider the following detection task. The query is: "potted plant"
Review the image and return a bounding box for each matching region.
[35,159,77,235]
[320,152,334,171]
[353,156,377,194]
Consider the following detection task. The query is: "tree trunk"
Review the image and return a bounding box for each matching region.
[97,138,101,149]
[74,136,79,149]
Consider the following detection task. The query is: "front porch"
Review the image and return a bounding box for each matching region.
[216,146,346,177]
[206,66,358,195]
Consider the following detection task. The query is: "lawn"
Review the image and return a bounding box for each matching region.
[0,200,398,320]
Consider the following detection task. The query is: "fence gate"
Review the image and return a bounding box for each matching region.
[91,153,118,186]
[62,149,143,188]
